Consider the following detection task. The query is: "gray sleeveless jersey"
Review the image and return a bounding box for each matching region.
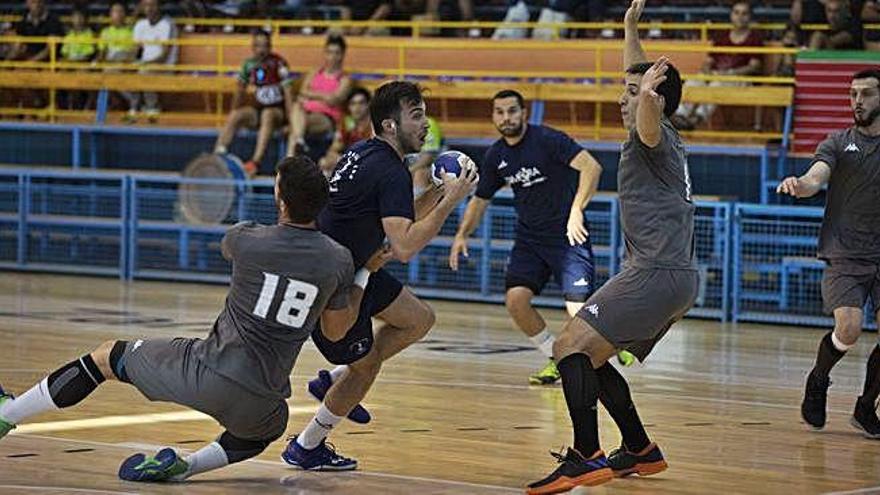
[192,222,355,399]
[618,119,696,270]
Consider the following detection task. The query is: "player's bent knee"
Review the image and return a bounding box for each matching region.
[217,431,272,464]
[505,287,533,311]
[91,340,118,380]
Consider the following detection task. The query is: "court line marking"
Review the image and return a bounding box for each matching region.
[11,405,319,434]
[14,434,520,493]
[0,486,137,495]
[826,486,880,495]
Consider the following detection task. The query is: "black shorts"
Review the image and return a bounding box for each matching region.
[821,258,880,314]
[575,267,699,361]
[505,238,596,302]
[312,268,403,365]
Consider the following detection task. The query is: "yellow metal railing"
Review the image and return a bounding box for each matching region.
[0,34,797,140]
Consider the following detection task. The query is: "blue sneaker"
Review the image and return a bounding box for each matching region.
[281,436,357,471]
[0,385,15,440]
[308,369,371,424]
[119,447,189,482]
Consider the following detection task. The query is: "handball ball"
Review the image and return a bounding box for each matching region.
[430,151,476,187]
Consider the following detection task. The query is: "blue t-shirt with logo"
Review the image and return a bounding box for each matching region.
[476,125,583,243]
[318,138,415,267]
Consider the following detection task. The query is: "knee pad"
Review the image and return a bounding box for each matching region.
[218,431,272,464]
[109,340,131,383]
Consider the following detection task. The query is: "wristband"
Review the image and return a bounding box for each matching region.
[354,268,371,289]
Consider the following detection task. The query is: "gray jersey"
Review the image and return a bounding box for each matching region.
[618,119,696,270]
[192,222,355,399]
[813,128,880,260]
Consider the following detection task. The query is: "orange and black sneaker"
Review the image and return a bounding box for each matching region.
[525,447,612,495]
[607,442,668,477]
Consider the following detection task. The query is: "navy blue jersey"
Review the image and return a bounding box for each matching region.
[476,125,583,243]
[318,138,415,267]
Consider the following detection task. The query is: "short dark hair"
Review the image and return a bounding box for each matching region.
[274,155,328,224]
[369,80,424,135]
[348,86,371,104]
[253,29,271,42]
[492,89,526,109]
[326,33,346,53]
[626,62,683,117]
[110,1,126,11]
[71,7,88,20]
[732,1,752,12]
[853,69,880,85]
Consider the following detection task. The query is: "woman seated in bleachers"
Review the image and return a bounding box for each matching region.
[287,34,352,157]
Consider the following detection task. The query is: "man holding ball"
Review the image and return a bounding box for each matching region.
[449,89,606,385]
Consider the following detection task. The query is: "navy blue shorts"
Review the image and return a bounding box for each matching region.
[312,268,403,365]
[505,238,595,302]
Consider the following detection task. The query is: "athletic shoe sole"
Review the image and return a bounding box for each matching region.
[280,452,357,471]
[849,416,880,440]
[526,468,613,495]
[613,459,668,478]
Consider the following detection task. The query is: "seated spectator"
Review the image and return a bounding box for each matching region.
[287,34,352,156]
[864,0,880,48]
[343,0,473,36]
[318,87,372,176]
[129,0,178,124]
[408,116,444,194]
[672,1,763,130]
[809,0,864,49]
[59,7,96,110]
[98,2,139,118]
[791,0,829,25]
[214,30,293,177]
[776,24,800,78]
[4,0,64,110]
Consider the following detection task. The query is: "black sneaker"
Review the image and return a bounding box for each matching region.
[608,442,668,477]
[525,447,612,495]
[801,371,831,430]
[850,397,880,440]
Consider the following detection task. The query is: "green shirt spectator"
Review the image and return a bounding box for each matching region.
[99,25,136,61]
[61,28,96,62]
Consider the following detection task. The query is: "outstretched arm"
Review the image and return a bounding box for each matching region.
[624,0,648,69]
[776,161,831,199]
[636,57,669,148]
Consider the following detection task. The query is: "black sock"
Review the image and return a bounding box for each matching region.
[596,363,651,453]
[812,332,846,378]
[557,353,600,457]
[47,355,105,408]
[218,431,270,464]
[860,344,880,406]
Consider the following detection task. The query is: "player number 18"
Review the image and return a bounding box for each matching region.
[253,272,318,328]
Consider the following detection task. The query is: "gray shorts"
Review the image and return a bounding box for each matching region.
[576,267,699,361]
[120,338,288,441]
[822,258,880,314]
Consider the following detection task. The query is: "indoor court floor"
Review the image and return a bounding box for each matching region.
[1,272,878,495]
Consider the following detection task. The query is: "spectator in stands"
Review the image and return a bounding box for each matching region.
[409,116,443,193]
[4,0,64,110]
[791,0,829,25]
[809,0,864,49]
[776,24,800,78]
[287,34,352,156]
[344,0,473,36]
[672,1,763,130]
[59,7,96,110]
[214,30,293,177]
[864,1,880,49]
[129,0,178,124]
[318,87,372,175]
[98,3,138,118]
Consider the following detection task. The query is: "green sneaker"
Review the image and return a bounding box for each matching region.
[0,389,15,440]
[529,359,561,385]
[119,448,189,482]
[617,350,637,367]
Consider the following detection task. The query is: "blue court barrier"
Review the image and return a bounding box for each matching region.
[4,168,875,328]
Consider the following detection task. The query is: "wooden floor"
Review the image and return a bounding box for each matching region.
[1,273,879,495]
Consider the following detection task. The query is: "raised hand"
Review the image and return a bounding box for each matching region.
[640,56,669,101]
[625,0,646,26]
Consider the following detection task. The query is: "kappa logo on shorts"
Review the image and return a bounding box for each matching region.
[349,338,370,357]
[585,304,599,317]
[572,278,591,288]
[845,143,861,153]
[131,339,144,352]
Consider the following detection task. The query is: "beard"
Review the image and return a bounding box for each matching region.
[497,121,524,138]
[854,107,880,127]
